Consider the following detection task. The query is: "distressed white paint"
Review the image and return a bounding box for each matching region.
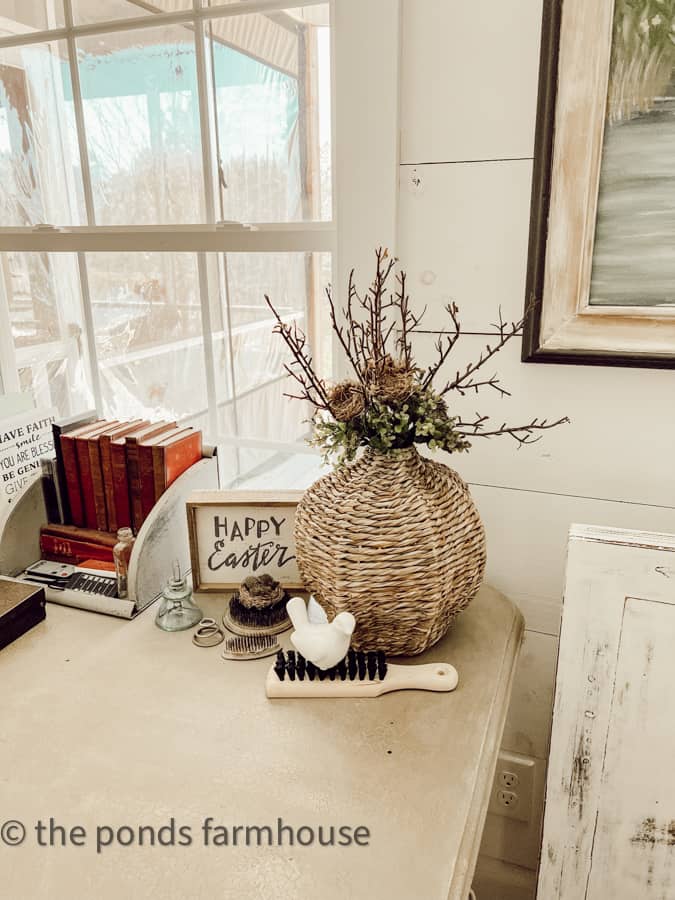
[539,525,675,898]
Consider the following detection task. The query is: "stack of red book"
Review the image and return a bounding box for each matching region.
[40,419,203,566]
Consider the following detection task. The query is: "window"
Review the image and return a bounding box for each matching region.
[0,0,335,482]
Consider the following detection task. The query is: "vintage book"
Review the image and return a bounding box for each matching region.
[59,420,105,527]
[51,412,98,525]
[137,427,188,525]
[119,421,175,533]
[152,429,203,505]
[0,576,46,651]
[100,420,146,534]
[39,539,115,566]
[88,421,141,532]
[76,421,118,530]
[41,523,118,546]
[40,456,61,524]
[40,523,116,565]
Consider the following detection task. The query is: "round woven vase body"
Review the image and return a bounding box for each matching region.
[294,446,486,656]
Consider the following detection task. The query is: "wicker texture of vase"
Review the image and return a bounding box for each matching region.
[294,446,486,656]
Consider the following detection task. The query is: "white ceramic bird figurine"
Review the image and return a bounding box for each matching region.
[286,596,356,670]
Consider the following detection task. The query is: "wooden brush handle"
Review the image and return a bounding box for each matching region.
[382,662,458,694]
[265,661,459,699]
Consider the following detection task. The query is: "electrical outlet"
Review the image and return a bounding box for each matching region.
[497,789,519,809]
[488,752,535,824]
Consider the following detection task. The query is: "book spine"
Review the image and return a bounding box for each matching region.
[60,436,84,526]
[139,444,157,525]
[111,442,133,531]
[41,524,118,548]
[99,435,117,533]
[165,433,203,489]
[52,423,72,524]
[152,444,166,503]
[88,439,108,532]
[39,533,115,564]
[126,438,143,533]
[40,457,61,524]
[76,437,98,530]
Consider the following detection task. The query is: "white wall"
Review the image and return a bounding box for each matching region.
[397,0,675,895]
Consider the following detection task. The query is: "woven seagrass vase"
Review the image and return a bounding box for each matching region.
[294,446,486,655]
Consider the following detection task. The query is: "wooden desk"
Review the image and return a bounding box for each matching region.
[0,584,522,900]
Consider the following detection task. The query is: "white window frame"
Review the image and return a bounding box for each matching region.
[0,0,401,458]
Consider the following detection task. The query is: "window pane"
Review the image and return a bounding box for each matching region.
[76,26,204,224]
[0,41,85,226]
[221,250,329,436]
[206,5,331,222]
[72,0,192,26]
[0,1,64,33]
[86,252,208,422]
[1,251,94,417]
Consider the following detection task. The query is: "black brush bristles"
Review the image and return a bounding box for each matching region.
[273,650,388,682]
[228,592,289,629]
[357,652,367,680]
[347,649,357,680]
[274,650,286,680]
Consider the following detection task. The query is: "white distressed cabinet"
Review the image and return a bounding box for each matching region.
[539,525,675,899]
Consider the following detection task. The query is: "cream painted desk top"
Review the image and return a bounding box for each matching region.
[1,584,522,900]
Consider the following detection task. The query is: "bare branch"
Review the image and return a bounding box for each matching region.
[455,415,570,447]
[439,305,524,397]
[265,296,334,413]
[422,302,461,389]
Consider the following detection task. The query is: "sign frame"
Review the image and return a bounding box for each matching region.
[186,490,305,592]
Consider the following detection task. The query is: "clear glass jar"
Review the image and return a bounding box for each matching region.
[113,527,135,599]
[155,561,203,631]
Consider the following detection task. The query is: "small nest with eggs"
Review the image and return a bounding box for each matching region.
[239,574,285,610]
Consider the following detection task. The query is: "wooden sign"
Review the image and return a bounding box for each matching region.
[186,490,304,592]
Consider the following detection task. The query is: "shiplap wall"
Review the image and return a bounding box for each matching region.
[397,0,675,893]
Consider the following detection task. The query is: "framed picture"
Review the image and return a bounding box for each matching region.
[523,0,675,367]
[186,490,304,592]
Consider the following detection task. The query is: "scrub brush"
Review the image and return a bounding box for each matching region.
[265,649,459,698]
[222,633,280,661]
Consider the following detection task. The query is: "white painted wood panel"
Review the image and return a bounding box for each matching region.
[585,597,675,898]
[467,485,675,636]
[400,0,543,164]
[397,160,533,331]
[416,336,675,508]
[539,526,675,898]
